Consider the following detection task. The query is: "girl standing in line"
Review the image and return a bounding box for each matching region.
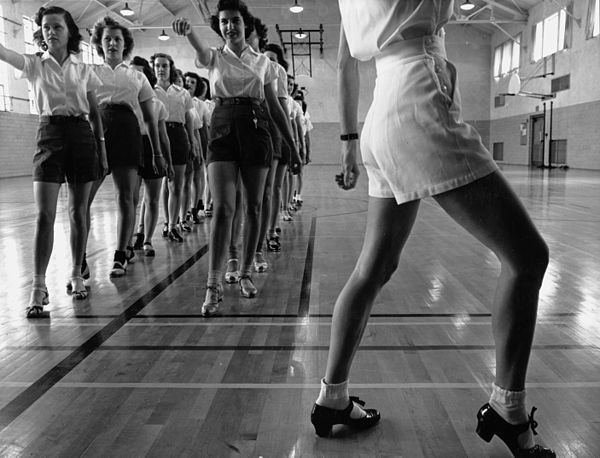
[172,0,301,316]
[0,6,106,316]
[130,56,172,257]
[312,2,554,457]
[151,53,197,243]
[90,17,165,276]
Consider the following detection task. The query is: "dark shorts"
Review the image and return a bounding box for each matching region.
[33,116,100,184]
[139,135,166,180]
[100,105,142,169]
[207,102,272,167]
[166,122,191,166]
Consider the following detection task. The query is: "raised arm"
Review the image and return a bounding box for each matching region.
[172,17,212,67]
[337,21,360,190]
[0,42,25,71]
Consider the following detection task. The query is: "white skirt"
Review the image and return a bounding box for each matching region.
[361,35,498,204]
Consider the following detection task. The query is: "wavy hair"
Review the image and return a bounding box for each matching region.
[150,53,178,84]
[32,6,82,54]
[183,72,203,97]
[209,0,254,40]
[91,16,135,59]
[263,43,288,71]
[131,55,156,87]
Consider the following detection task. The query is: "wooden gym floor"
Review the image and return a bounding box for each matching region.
[0,164,598,457]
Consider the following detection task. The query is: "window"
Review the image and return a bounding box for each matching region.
[0,5,11,111]
[587,0,600,38]
[532,5,572,61]
[493,34,521,79]
[80,41,103,65]
[22,15,38,114]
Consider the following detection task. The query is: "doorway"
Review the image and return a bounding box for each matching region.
[530,114,545,168]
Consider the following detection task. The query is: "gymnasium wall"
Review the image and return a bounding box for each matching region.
[489,0,600,169]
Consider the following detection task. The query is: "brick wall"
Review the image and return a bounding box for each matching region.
[490,100,600,169]
[0,112,38,178]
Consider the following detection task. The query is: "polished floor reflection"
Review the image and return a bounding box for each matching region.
[0,165,598,457]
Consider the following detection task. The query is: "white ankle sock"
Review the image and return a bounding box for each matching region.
[490,384,534,449]
[207,270,222,287]
[32,275,46,288]
[316,379,366,419]
[71,265,82,278]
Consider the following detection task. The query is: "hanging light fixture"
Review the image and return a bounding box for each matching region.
[290,0,303,14]
[460,0,476,11]
[120,2,135,16]
[295,28,307,39]
[158,29,170,41]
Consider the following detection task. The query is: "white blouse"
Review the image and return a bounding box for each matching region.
[338,0,453,60]
[154,84,193,124]
[199,45,276,99]
[93,62,154,113]
[16,52,101,116]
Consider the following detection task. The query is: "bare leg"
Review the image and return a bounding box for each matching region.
[181,165,193,225]
[143,178,163,245]
[207,161,239,277]
[433,171,548,391]
[324,197,420,390]
[161,177,169,228]
[257,159,278,252]
[269,162,287,231]
[168,165,186,230]
[67,181,93,267]
[111,166,140,252]
[239,165,269,276]
[229,177,244,259]
[32,182,62,276]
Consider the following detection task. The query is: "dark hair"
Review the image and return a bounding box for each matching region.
[294,90,307,114]
[174,68,184,83]
[209,0,254,40]
[131,55,156,87]
[251,16,268,51]
[264,43,288,70]
[201,77,211,99]
[150,53,178,84]
[91,16,135,59]
[184,72,203,97]
[33,6,82,54]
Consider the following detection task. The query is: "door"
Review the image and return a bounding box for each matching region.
[530,114,545,168]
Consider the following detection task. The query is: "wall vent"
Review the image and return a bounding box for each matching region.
[551,75,570,93]
[494,95,506,107]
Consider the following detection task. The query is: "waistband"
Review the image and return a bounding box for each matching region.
[166,121,184,128]
[376,34,446,74]
[99,103,133,112]
[214,97,262,106]
[39,114,87,124]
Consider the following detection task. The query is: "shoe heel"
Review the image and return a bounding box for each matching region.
[476,415,494,442]
[313,422,332,438]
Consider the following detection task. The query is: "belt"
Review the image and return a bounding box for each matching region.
[166,121,184,128]
[99,103,132,112]
[215,97,261,106]
[39,114,87,124]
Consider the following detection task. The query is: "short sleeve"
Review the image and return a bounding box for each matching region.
[183,91,193,111]
[138,75,154,103]
[264,58,276,85]
[15,54,38,80]
[154,98,168,121]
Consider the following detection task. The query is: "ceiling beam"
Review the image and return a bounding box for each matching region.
[90,0,136,26]
[480,0,528,20]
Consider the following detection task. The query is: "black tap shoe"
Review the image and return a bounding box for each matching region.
[476,403,556,457]
[311,396,380,438]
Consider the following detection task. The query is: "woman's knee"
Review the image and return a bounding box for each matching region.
[504,235,549,287]
[37,208,57,227]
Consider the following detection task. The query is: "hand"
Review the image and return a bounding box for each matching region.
[153,156,167,175]
[192,141,200,159]
[337,140,360,190]
[290,152,303,175]
[167,163,175,181]
[172,17,192,36]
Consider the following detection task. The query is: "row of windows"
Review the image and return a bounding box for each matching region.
[0,14,102,113]
[494,0,599,79]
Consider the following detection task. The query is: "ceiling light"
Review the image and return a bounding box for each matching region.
[158,29,170,41]
[290,0,303,14]
[295,28,307,39]
[120,2,135,16]
[460,0,476,11]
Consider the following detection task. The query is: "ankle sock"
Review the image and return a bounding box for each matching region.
[207,270,222,287]
[316,379,366,419]
[32,275,46,289]
[490,384,534,449]
[71,265,82,278]
[241,265,252,278]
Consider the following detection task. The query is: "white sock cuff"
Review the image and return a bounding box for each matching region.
[490,384,526,405]
[320,378,349,400]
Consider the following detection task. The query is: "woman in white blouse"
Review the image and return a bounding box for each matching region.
[172,0,301,316]
[90,17,165,277]
[312,2,554,457]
